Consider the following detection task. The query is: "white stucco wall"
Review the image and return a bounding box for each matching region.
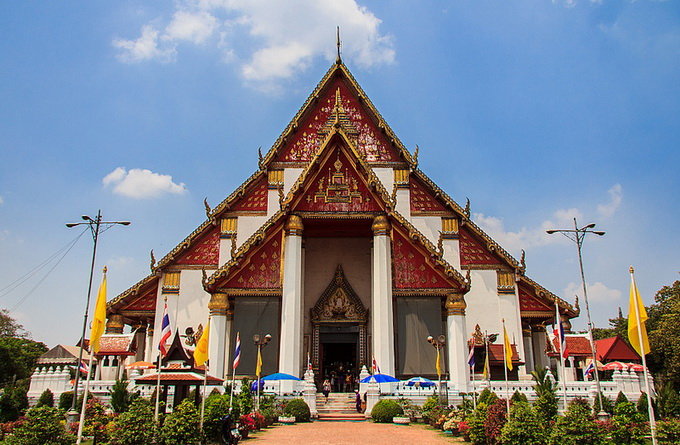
[410,216,440,246]
[284,168,304,195]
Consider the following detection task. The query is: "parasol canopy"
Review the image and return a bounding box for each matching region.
[602,361,644,371]
[404,376,436,387]
[360,373,399,383]
[262,372,301,381]
[125,361,155,370]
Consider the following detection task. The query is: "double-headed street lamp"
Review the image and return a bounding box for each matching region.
[253,333,272,411]
[66,211,130,417]
[427,335,446,403]
[547,217,607,419]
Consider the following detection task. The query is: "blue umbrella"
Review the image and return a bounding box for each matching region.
[404,377,435,387]
[360,373,399,383]
[262,372,301,381]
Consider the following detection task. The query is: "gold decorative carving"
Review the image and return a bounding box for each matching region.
[149,249,156,272]
[445,293,466,316]
[441,217,459,239]
[221,217,237,239]
[393,169,409,187]
[497,271,515,294]
[311,265,367,323]
[204,197,211,218]
[105,314,125,334]
[162,272,180,294]
[371,215,390,236]
[208,292,230,316]
[306,153,364,205]
[268,170,284,188]
[285,214,304,236]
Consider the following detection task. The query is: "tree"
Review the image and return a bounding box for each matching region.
[500,401,547,445]
[35,389,54,408]
[0,337,47,386]
[549,398,606,445]
[0,308,27,338]
[108,398,157,445]
[611,400,646,444]
[531,368,558,424]
[159,399,201,445]
[108,379,137,413]
[3,405,75,445]
[591,309,628,342]
[81,398,111,445]
[647,280,680,389]
[0,380,29,421]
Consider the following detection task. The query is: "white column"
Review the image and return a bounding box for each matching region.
[144,326,154,364]
[208,293,230,379]
[279,215,304,376]
[371,216,395,376]
[523,329,535,373]
[446,293,469,393]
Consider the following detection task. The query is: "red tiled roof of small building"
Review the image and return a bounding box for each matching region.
[95,335,135,356]
[135,373,223,384]
[548,335,593,357]
[595,336,641,362]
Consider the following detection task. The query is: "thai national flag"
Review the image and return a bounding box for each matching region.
[79,361,89,374]
[232,332,241,370]
[372,357,380,374]
[554,303,569,359]
[467,345,476,368]
[159,302,172,357]
[584,361,595,379]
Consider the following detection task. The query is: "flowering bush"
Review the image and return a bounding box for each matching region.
[251,411,266,429]
[3,405,74,445]
[483,399,507,444]
[549,398,606,445]
[458,420,470,440]
[239,413,256,438]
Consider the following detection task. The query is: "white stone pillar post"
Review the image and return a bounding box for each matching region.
[279,215,304,376]
[365,382,380,418]
[371,216,395,377]
[208,292,230,379]
[144,326,154,364]
[445,293,469,393]
[303,368,318,418]
[523,328,535,373]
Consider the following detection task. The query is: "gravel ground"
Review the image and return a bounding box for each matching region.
[246,421,462,444]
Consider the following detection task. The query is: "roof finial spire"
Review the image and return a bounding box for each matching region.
[336,26,342,64]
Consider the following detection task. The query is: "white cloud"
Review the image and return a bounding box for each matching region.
[0,195,4,205]
[112,0,394,88]
[113,25,176,63]
[597,183,623,218]
[102,167,187,199]
[563,281,622,303]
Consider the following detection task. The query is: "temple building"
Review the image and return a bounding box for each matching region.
[105,58,579,394]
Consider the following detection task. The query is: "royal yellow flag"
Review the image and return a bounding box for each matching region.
[90,267,107,354]
[628,267,650,356]
[503,325,513,371]
[193,320,210,367]
[482,352,490,380]
[256,346,263,378]
[435,347,442,378]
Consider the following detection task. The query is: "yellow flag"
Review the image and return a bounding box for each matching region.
[90,267,107,354]
[256,346,263,378]
[503,325,513,371]
[482,352,490,380]
[628,267,650,356]
[435,347,441,378]
[193,320,210,367]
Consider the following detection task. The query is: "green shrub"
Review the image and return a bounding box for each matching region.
[593,392,614,415]
[534,390,558,425]
[236,378,253,416]
[108,398,156,445]
[35,389,53,408]
[4,405,74,445]
[656,382,680,419]
[108,379,137,413]
[159,399,200,445]
[398,398,422,421]
[478,388,499,406]
[615,391,629,406]
[58,391,73,410]
[635,392,656,420]
[510,391,527,404]
[549,398,606,445]
[500,401,547,445]
[370,399,404,423]
[82,397,111,445]
[283,398,311,422]
[657,419,680,444]
[203,393,231,442]
[611,400,646,444]
[0,382,28,421]
[467,402,488,445]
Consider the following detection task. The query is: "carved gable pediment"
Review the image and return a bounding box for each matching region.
[311,265,367,323]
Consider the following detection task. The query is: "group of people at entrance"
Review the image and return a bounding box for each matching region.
[321,377,366,413]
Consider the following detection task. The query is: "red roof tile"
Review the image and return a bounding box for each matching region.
[549,336,593,357]
[95,335,135,356]
[595,336,640,362]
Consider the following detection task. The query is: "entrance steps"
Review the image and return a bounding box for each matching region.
[316,393,365,421]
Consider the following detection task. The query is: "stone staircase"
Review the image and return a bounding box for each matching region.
[316,392,365,421]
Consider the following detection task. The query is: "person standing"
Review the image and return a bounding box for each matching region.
[322,378,331,402]
[355,390,362,413]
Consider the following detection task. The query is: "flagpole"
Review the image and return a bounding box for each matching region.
[556,302,568,413]
[75,350,95,444]
[229,365,236,412]
[154,295,168,423]
[501,320,510,414]
[484,331,490,385]
[471,363,477,410]
[630,267,657,445]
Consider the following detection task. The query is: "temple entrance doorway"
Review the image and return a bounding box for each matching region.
[320,329,358,392]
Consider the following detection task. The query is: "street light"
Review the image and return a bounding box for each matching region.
[253,333,272,411]
[547,217,608,419]
[65,210,130,419]
[427,335,446,404]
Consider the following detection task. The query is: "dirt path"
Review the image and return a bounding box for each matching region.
[246,421,462,444]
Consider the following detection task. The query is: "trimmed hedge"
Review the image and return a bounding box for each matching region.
[371,399,404,423]
[283,398,310,422]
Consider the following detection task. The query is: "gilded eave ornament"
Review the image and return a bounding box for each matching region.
[150,249,156,272]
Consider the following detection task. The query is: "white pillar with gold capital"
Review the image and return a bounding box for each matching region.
[279,215,304,376]
[371,215,395,376]
[208,293,231,379]
[446,293,469,392]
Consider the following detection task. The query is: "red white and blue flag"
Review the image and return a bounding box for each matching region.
[79,361,89,374]
[467,345,476,368]
[554,303,569,359]
[584,360,595,379]
[232,332,241,370]
[159,301,172,357]
[372,357,380,374]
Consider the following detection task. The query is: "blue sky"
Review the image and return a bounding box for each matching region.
[1,0,678,345]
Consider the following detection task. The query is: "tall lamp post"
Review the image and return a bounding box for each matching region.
[546,217,607,419]
[253,333,272,411]
[427,335,446,404]
[65,210,130,419]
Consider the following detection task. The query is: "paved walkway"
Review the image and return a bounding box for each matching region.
[247,421,463,444]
